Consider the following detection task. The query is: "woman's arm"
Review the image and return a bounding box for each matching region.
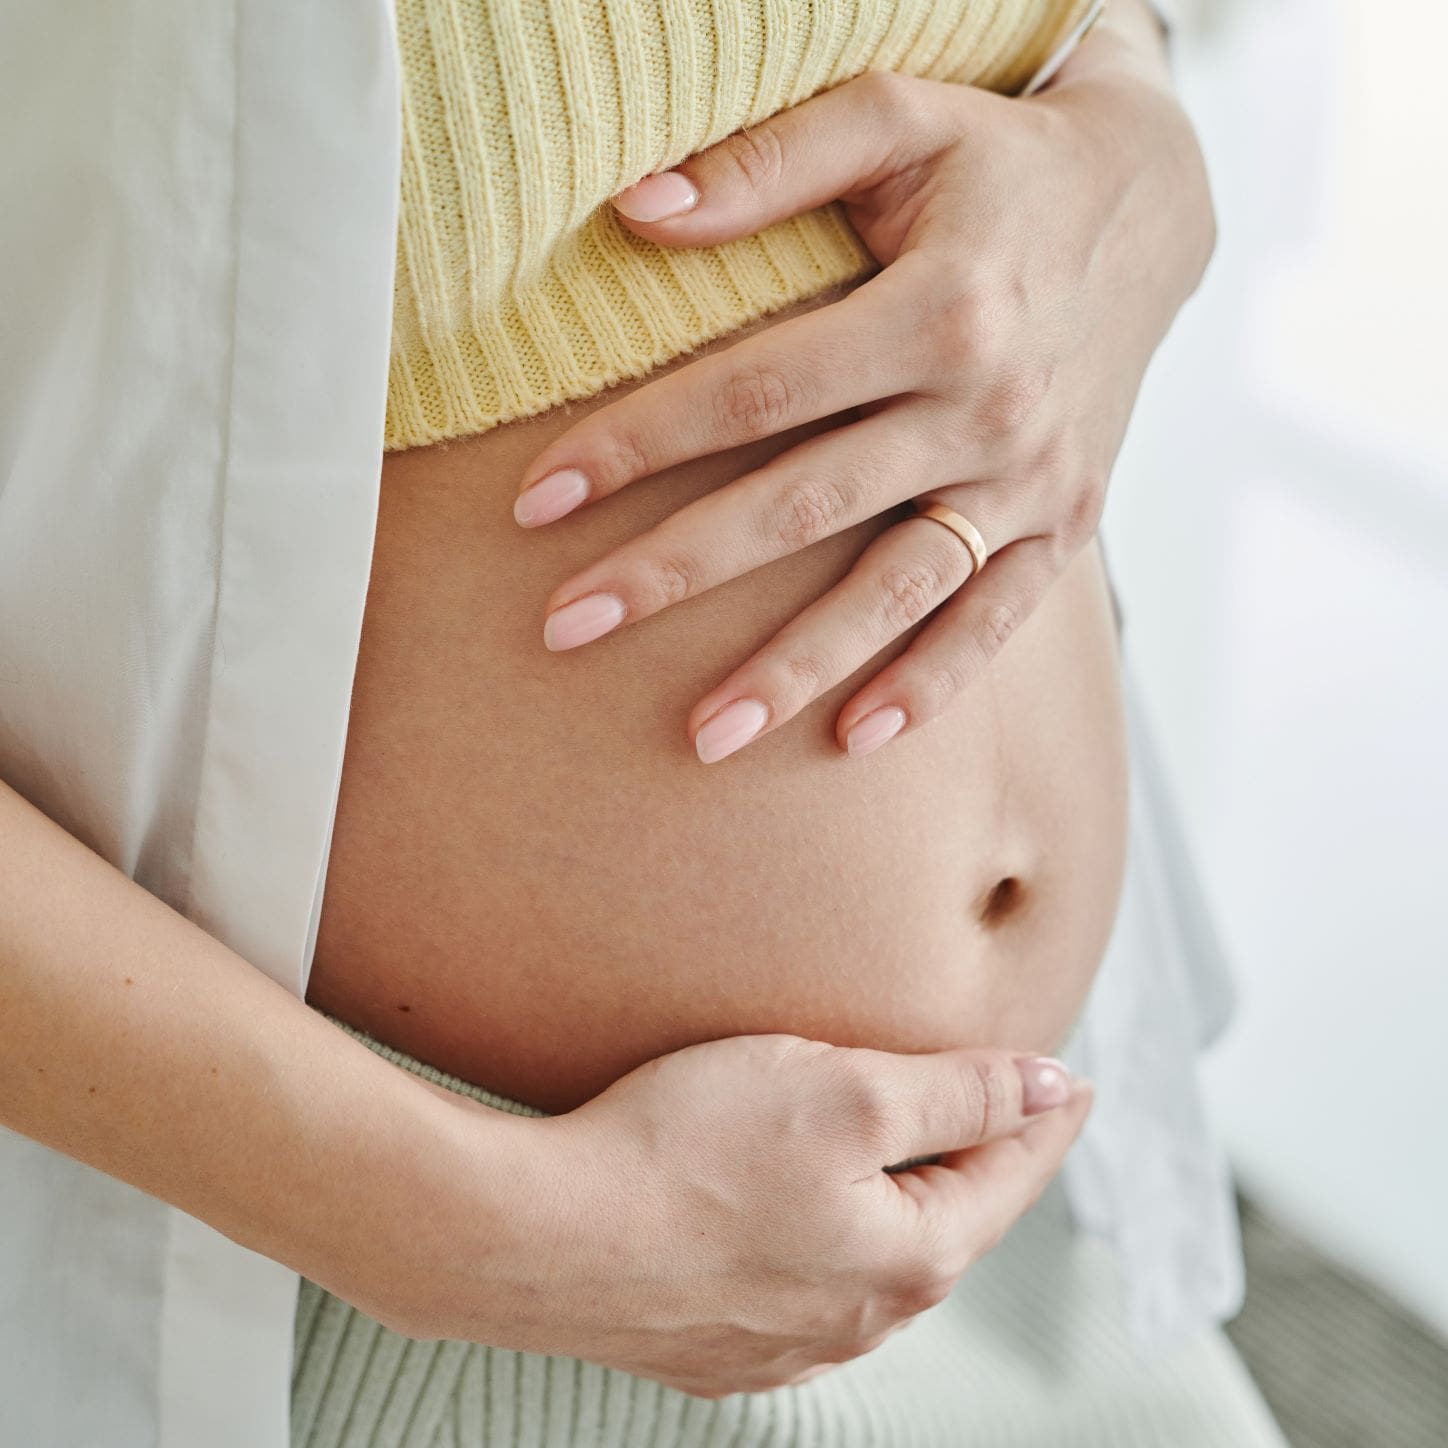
[1049,0,1182,95]
[509,0,1213,761]
[0,773,1090,1393]
[0,776,511,1293]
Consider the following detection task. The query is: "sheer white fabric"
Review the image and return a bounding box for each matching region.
[0,5,1236,1444]
[0,6,399,1445]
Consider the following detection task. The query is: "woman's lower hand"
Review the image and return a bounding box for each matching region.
[513,2,1213,761]
[381,1034,1090,1397]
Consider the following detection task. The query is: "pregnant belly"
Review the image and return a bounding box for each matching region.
[309,288,1129,1114]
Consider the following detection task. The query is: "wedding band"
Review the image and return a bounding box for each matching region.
[911,499,989,579]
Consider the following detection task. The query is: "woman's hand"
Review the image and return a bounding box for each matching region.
[381,1033,1091,1397]
[513,0,1215,762]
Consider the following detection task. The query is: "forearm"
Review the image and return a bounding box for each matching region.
[0,776,520,1305]
[1033,0,1216,319]
[1074,0,1175,90]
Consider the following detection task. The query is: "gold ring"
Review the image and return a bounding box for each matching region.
[910,499,989,579]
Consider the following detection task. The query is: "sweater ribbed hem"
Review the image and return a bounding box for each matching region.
[384,0,1096,454]
[385,205,872,451]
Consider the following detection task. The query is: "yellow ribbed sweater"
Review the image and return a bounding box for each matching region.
[387,0,1091,452]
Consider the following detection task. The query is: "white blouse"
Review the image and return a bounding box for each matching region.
[0,5,1235,1446]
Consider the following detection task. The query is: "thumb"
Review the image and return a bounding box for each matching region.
[896,1081,1094,1269]
[846,1045,1079,1172]
[609,71,956,246]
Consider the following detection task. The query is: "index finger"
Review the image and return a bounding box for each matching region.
[512,271,926,527]
[609,71,962,246]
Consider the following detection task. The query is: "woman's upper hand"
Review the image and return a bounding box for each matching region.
[513,3,1215,762]
[388,1033,1091,1397]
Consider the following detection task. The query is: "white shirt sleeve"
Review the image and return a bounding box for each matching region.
[1019,0,1107,96]
[1148,0,1180,35]
[1021,0,1185,97]
[0,6,401,1446]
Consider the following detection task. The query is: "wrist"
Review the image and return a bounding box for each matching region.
[1052,0,1176,96]
[1039,63,1216,308]
[317,1080,569,1345]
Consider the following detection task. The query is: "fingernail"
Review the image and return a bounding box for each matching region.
[845,707,907,758]
[544,593,627,651]
[1016,1056,1073,1115]
[612,171,700,222]
[695,698,769,764]
[515,468,590,527]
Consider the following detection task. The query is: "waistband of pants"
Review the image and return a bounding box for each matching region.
[316,1009,553,1120]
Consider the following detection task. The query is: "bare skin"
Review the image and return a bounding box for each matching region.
[0,774,1091,1398]
[519,0,1210,764]
[308,286,1130,1114]
[0,0,1208,1403]
[308,0,1200,1115]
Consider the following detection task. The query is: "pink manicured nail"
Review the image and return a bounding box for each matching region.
[543,593,627,651]
[845,707,907,758]
[695,698,769,764]
[612,171,700,222]
[515,468,590,527]
[1016,1057,1073,1115]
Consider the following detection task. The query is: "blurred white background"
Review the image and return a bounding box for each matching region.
[1106,0,1448,1334]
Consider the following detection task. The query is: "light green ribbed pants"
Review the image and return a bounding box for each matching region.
[292,1019,1287,1448]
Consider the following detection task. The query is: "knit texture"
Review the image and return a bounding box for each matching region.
[290,1016,1289,1448]
[386,0,1094,451]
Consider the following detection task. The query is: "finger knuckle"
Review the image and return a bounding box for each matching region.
[833,1332,891,1364]
[723,123,787,193]
[977,369,1047,439]
[780,650,832,697]
[906,1274,956,1315]
[745,1033,835,1081]
[717,358,808,439]
[829,1056,899,1154]
[593,422,653,485]
[741,1032,817,1064]
[878,557,947,633]
[828,1287,887,1344]
[930,277,994,365]
[845,1326,891,1361]
[887,1251,956,1317]
[920,657,968,713]
[963,1056,1011,1141]
[856,69,927,127]
[641,552,700,608]
[978,599,1021,656]
[1062,468,1108,547]
[857,68,909,107]
[770,476,850,551]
